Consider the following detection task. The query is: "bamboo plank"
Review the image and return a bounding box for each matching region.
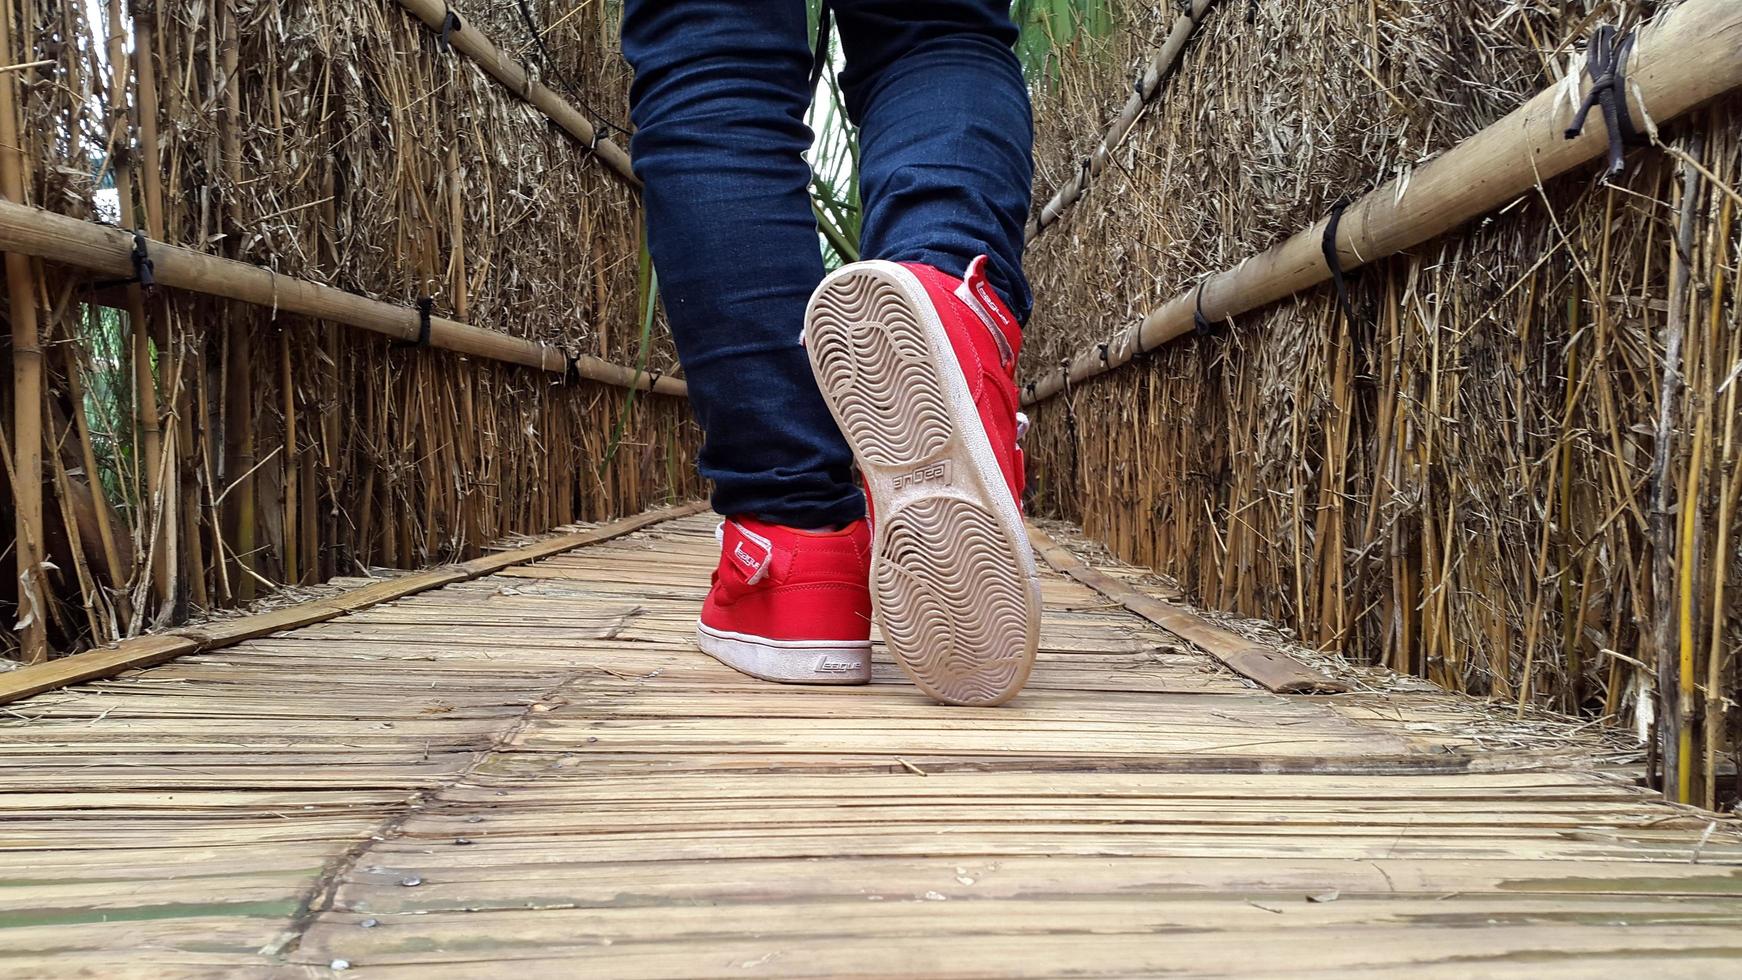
[4,505,1739,978]
[328,853,1742,914]
[0,501,705,703]
[289,927,1742,978]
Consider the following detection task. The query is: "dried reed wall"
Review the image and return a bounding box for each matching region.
[0,0,698,661]
[1020,0,1740,802]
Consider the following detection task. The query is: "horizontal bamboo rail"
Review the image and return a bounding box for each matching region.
[0,200,687,396]
[1025,0,1216,243]
[394,0,639,190]
[1025,0,1742,404]
[0,501,708,705]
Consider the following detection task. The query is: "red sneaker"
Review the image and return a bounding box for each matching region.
[803,256,1041,706]
[696,516,873,684]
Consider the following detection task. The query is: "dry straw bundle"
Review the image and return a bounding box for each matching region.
[0,0,699,664]
[1021,0,1740,804]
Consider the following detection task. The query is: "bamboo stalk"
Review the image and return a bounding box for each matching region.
[132,0,165,242]
[1651,141,1702,799]
[1025,0,1217,242]
[280,331,297,585]
[103,0,170,613]
[1705,204,1738,809]
[134,0,190,618]
[220,6,254,601]
[1025,0,1742,404]
[447,143,468,320]
[1676,353,1706,804]
[0,200,687,396]
[48,422,104,640]
[58,339,128,612]
[0,3,44,661]
[391,0,637,189]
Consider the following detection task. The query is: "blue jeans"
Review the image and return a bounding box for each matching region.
[621,0,1033,529]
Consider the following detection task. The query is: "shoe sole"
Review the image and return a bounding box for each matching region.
[695,622,872,685]
[803,260,1040,707]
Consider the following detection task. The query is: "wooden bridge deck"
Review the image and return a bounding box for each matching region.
[2,507,1740,978]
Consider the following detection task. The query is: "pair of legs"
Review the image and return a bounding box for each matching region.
[620,0,1034,527]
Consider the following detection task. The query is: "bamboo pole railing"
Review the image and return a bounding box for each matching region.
[1024,0,1742,404]
[1025,0,1216,243]
[394,0,639,190]
[0,200,687,396]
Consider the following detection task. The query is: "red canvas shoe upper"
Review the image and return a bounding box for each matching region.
[700,516,872,643]
[900,256,1028,510]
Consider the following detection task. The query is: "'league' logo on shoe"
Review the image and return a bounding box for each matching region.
[892,460,952,491]
[733,542,762,572]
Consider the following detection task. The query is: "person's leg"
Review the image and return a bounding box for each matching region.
[800,2,1039,705]
[621,0,861,529]
[832,0,1034,324]
[626,2,875,687]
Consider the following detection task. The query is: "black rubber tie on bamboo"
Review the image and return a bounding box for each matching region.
[646,369,662,392]
[563,354,582,386]
[93,228,155,292]
[438,6,462,53]
[395,296,434,349]
[1192,279,1216,337]
[1564,26,1643,179]
[1097,342,1110,366]
[1321,201,1359,331]
[130,230,155,292]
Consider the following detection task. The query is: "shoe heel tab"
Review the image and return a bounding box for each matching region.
[955,255,1021,368]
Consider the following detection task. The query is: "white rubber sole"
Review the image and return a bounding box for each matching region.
[802,260,1041,707]
[695,622,872,685]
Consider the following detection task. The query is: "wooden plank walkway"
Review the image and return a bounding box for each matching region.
[2,507,1739,978]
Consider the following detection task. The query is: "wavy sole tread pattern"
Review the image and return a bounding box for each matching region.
[875,497,1030,704]
[805,273,951,468]
[804,262,1039,706]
